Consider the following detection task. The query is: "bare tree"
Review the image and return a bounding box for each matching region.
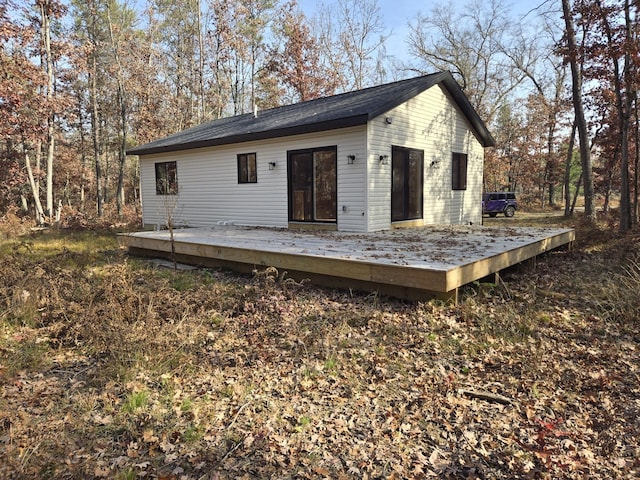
[310,0,388,92]
[407,0,524,124]
[560,0,596,222]
[335,0,387,90]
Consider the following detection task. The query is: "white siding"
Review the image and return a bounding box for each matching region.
[139,126,367,232]
[337,127,368,231]
[367,84,485,231]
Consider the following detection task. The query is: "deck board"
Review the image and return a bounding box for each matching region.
[119,225,575,301]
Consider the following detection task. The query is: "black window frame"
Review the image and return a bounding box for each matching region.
[452,152,468,191]
[237,152,257,184]
[155,161,178,195]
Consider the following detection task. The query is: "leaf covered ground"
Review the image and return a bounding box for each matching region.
[0,215,639,479]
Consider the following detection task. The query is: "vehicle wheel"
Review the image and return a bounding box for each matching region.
[488,213,497,218]
[504,206,515,217]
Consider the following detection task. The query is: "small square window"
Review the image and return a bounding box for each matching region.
[155,161,178,195]
[452,152,468,191]
[238,153,257,183]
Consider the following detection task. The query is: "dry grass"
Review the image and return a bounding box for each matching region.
[0,215,639,479]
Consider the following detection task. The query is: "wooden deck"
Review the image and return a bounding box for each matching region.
[119,225,575,302]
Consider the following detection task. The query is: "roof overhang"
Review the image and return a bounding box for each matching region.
[127,114,370,156]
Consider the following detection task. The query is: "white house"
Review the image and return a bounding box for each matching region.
[128,72,495,233]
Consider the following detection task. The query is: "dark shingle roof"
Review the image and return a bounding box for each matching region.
[127,71,495,156]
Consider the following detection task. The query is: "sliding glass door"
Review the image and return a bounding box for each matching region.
[288,146,337,223]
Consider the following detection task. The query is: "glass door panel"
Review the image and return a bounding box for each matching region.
[391,149,406,222]
[407,150,423,219]
[314,150,337,221]
[289,152,313,221]
[391,146,424,222]
[288,147,337,223]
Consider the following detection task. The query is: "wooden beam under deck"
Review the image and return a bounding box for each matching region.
[128,246,458,303]
[445,229,576,291]
[124,235,450,298]
[120,225,575,303]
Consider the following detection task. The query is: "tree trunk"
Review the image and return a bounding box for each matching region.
[196,0,205,122]
[634,95,639,225]
[77,89,87,212]
[620,114,632,230]
[564,121,577,217]
[21,195,29,213]
[571,171,583,215]
[35,139,42,198]
[561,0,596,222]
[603,160,615,214]
[106,7,128,217]
[25,153,46,225]
[87,3,104,218]
[103,143,110,205]
[90,65,103,218]
[620,0,633,230]
[546,115,558,207]
[39,0,55,221]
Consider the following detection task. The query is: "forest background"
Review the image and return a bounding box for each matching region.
[0,0,638,231]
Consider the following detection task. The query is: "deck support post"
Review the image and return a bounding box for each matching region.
[526,256,537,270]
[433,288,458,305]
[479,271,501,285]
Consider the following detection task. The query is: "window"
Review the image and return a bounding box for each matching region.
[155,161,178,195]
[391,146,424,222]
[238,153,257,183]
[288,146,337,222]
[452,152,468,190]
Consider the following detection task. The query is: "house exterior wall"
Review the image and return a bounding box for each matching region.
[138,84,487,233]
[139,126,367,232]
[367,84,485,231]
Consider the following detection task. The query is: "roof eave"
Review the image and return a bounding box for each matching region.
[127,114,370,156]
